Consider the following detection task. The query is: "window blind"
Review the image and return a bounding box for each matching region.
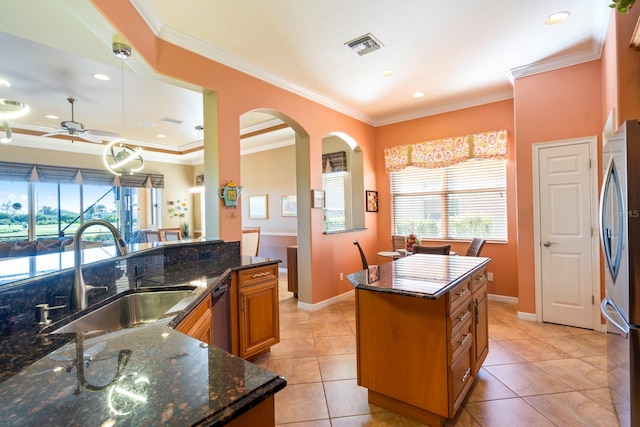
[322,172,346,232]
[0,161,164,189]
[390,160,507,241]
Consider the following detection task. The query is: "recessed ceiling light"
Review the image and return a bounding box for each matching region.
[45,114,59,120]
[545,11,570,25]
[138,121,156,128]
[412,91,425,98]
[157,134,167,138]
[93,73,110,81]
[381,69,394,77]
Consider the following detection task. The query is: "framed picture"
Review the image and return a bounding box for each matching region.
[248,194,268,220]
[366,190,378,212]
[281,195,297,217]
[312,190,325,209]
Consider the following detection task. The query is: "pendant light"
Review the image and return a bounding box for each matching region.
[188,125,205,193]
[103,42,144,176]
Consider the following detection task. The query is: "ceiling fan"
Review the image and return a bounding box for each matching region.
[42,97,120,143]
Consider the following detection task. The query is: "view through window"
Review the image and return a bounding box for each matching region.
[390,160,507,241]
[0,180,141,244]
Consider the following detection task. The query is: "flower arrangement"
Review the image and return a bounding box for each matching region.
[181,222,189,238]
[405,233,420,252]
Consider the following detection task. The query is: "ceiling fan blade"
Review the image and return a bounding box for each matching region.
[41,131,63,137]
[78,133,103,144]
[85,129,121,138]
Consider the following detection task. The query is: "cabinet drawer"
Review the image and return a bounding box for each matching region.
[471,268,488,293]
[449,321,473,365]
[448,278,471,314]
[450,348,473,411]
[238,265,279,288]
[449,300,473,339]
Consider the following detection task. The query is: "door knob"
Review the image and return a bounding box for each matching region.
[543,241,558,247]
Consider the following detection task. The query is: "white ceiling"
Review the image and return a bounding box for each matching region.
[0,0,610,163]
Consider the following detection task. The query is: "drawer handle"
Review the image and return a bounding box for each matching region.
[475,275,486,282]
[251,271,271,279]
[460,367,471,383]
[456,288,469,298]
[457,310,471,323]
[458,333,471,347]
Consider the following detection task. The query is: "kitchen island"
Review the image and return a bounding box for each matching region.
[347,254,490,426]
[0,240,286,426]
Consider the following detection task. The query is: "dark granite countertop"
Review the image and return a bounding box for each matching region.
[0,251,285,426]
[0,238,223,287]
[347,254,490,299]
[0,320,285,426]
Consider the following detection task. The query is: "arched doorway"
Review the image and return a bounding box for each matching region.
[239,109,313,304]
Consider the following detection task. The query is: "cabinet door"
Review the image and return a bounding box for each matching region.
[472,283,488,374]
[176,295,213,346]
[239,280,279,358]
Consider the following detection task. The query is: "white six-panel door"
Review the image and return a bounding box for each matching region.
[537,141,595,329]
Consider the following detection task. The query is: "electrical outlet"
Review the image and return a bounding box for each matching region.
[340,272,344,281]
[487,272,494,281]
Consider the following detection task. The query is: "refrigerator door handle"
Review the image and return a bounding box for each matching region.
[601,298,629,338]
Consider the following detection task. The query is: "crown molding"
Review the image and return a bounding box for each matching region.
[375,90,515,127]
[507,43,603,83]
[130,0,375,126]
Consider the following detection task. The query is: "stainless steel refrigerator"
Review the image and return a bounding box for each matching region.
[600,120,640,427]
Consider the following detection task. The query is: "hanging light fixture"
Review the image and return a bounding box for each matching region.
[0,84,30,143]
[103,41,144,175]
[188,125,205,193]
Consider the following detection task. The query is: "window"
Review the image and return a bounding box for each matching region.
[390,160,507,241]
[322,172,346,232]
[0,181,29,241]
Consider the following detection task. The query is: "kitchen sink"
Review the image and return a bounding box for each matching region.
[48,286,196,334]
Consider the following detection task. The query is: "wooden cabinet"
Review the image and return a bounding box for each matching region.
[356,275,481,426]
[175,294,213,345]
[234,264,280,359]
[287,246,298,296]
[471,268,489,374]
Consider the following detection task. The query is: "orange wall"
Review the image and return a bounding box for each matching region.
[93,0,378,304]
[375,100,518,297]
[513,61,602,314]
[93,1,640,310]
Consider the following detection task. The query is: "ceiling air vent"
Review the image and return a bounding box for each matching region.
[160,117,184,125]
[345,33,383,56]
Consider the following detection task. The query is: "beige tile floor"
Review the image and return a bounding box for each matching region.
[252,273,620,426]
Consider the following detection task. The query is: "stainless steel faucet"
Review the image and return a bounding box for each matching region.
[71,219,129,311]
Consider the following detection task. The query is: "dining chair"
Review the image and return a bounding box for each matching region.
[466,238,486,257]
[164,230,182,241]
[143,230,160,243]
[241,227,261,256]
[412,244,451,255]
[392,235,406,252]
[353,239,369,270]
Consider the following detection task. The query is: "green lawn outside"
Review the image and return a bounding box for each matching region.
[0,223,115,242]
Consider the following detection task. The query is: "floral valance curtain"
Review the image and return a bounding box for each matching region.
[384,129,508,173]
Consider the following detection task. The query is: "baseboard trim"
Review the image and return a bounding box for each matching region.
[487,294,518,304]
[517,311,537,322]
[297,290,354,311]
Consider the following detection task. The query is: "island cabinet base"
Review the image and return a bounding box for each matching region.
[368,391,447,427]
[226,395,275,426]
[355,285,476,425]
